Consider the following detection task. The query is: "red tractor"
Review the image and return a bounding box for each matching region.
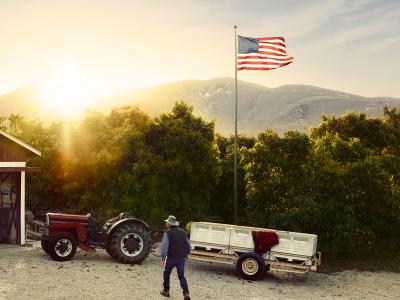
[41,212,152,263]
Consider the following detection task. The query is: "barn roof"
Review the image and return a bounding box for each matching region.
[0,130,41,157]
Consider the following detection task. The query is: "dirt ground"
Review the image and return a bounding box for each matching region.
[0,242,399,300]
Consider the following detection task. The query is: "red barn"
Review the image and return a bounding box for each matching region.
[0,130,41,245]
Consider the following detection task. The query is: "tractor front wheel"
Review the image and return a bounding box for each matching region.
[49,232,77,262]
[108,223,151,264]
[41,239,51,254]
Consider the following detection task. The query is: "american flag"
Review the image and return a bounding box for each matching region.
[237,36,294,71]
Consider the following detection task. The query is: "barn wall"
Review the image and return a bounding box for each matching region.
[0,133,39,245]
[0,136,27,162]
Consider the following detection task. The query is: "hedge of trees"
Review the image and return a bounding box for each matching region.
[1,103,400,254]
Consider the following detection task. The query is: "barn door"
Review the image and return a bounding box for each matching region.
[0,173,20,244]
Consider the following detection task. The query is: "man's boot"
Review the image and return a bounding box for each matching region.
[160,288,170,297]
[183,290,190,300]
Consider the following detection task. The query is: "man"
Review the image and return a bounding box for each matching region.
[160,215,191,300]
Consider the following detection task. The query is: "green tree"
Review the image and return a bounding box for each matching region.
[210,134,255,224]
[242,109,400,253]
[242,130,311,229]
[115,101,220,227]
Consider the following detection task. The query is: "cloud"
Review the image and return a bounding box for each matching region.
[253,0,381,41]
[368,36,400,53]
[334,0,374,16]
[288,0,400,54]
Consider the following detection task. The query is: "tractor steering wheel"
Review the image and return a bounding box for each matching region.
[87,211,97,220]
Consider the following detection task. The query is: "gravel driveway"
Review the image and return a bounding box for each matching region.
[0,242,399,299]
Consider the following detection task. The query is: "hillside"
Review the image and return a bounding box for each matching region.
[0,87,43,117]
[98,78,400,134]
[1,78,400,135]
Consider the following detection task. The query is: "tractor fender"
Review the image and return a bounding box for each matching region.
[106,218,150,242]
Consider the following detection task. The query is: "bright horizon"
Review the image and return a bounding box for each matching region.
[1,0,400,117]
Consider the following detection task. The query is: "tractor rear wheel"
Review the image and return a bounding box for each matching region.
[105,246,112,257]
[108,223,151,264]
[49,232,77,262]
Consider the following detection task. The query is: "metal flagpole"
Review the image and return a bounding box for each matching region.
[234,25,238,225]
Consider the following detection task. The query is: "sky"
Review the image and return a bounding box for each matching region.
[0,0,400,98]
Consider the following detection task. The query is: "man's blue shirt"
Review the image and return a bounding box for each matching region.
[160,232,191,260]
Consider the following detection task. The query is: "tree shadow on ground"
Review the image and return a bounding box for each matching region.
[320,253,400,274]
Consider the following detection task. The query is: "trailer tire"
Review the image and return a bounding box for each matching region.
[265,264,270,272]
[236,252,265,280]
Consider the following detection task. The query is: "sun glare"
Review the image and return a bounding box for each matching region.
[39,60,93,119]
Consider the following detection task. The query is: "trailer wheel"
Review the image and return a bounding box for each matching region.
[236,252,265,280]
[265,264,270,272]
[49,232,77,262]
[108,223,151,264]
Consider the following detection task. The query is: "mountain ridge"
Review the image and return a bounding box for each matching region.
[1,78,399,135]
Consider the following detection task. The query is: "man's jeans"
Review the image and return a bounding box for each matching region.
[163,257,189,292]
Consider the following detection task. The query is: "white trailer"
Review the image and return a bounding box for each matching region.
[188,222,321,280]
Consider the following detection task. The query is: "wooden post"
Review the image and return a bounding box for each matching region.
[20,171,25,245]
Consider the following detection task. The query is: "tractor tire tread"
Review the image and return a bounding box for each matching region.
[108,223,151,264]
[48,232,77,262]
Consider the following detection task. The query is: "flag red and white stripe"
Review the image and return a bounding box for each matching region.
[237,36,294,71]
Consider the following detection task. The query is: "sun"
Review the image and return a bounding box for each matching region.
[39,60,93,119]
